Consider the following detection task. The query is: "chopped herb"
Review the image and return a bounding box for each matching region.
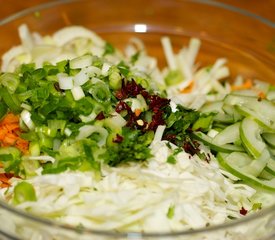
[167,205,175,219]
[252,203,262,211]
[117,61,130,76]
[130,51,140,65]
[103,42,115,56]
[167,155,176,164]
[102,128,153,166]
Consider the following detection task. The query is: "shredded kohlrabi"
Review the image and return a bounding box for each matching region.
[0,24,275,240]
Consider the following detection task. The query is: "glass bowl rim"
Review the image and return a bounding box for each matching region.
[0,0,274,238]
[0,0,274,28]
[1,199,275,238]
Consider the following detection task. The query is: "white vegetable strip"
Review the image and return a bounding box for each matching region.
[76,125,108,146]
[18,24,34,51]
[161,37,177,70]
[20,109,35,130]
[152,125,166,143]
[69,55,93,69]
[25,156,56,163]
[3,142,256,233]
[71,86,85,100]
[57,73,74,90]
[1,46,25,72]
[52,26,105,47]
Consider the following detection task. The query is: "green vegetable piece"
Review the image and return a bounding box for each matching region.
[37,132,53,149]
[90,81,111,103]
[0,72,20,93]
[167,205,175,219]
[166,105,199,134]
[0,102,8,120]
[21,159,40,177]
[252,202,262,211]
[164,70,183,86]
[19,63,35,74]
[192,114,214,131]
[0,147,22,174]
[47,119,66,136]
[117,61,130,76]
[103,42,115,56]
[55,60,69,73]
[217,152,275,191]
[130,51,140,65]
[13,182,37,204]
[0,87,21,113]
[102,128,153,166]
[32,68,47,81]
[29,141,40,156]
[167,155,177,164]
[109,66,122,90]
[83,143,100,172]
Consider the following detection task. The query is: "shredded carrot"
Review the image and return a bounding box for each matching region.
[231,79,253,91]
[180,80,194,93]
[0,113,29,154]
[135,109,142,117]
[257,91,266,100]
[0,113,19,125]
[0,173,14,188]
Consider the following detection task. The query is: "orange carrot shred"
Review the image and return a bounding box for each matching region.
[180,80,194,93]
[231,79,253,91]
[135,109,142,117]
[0,113,19,125]
[0,173,14,188]
[0,113,29,154]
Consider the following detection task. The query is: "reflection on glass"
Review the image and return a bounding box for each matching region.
[134,24,147,33]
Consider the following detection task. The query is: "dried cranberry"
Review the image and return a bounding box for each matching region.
[163,134,177,142]
[240,207,248,216]
[148,111,166,131]
[113,134,124,143]
[95,111,105,120]
[125,79,144,97]
[115,79,145,100]
[148,95,170,112]
[116,101,131,113]
[54,82,64,92]
[183,140,200,156]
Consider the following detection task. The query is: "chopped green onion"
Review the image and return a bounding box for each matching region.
[164,70,183,86]
[0,72,20,93]
[13,182,37,204]
[167,205,175,219]
[0,87,21,113]
[0,102,8,120]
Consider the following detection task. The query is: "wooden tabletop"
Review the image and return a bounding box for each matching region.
[0,0,274,22]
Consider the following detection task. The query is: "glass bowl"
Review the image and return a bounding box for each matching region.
[0,0,274,239]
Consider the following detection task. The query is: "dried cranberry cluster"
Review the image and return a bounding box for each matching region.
[115,79,170,131]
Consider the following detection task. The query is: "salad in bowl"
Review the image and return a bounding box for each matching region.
[0,23,275,240]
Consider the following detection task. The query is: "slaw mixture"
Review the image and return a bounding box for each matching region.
[0,25,275,238]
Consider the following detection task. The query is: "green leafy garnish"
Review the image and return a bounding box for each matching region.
[102,128,153,166]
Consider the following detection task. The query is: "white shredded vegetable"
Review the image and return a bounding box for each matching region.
[2,142,256,233]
